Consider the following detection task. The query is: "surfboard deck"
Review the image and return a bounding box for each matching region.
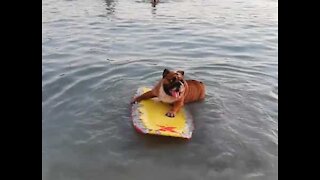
[131,87,194,139]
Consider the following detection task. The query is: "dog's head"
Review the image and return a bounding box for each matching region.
[161,69,186,98]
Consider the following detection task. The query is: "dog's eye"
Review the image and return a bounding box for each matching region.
[171,77,176,82]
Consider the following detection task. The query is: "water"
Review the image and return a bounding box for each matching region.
[42,0,278,179]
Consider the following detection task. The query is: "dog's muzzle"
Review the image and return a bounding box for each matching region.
[168,81,184,98]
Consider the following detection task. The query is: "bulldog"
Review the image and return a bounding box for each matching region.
[131,69,205,117]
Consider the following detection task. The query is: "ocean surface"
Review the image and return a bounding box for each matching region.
[42,0,278,179]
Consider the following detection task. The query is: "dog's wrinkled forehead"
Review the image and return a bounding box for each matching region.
[162,69,184,79]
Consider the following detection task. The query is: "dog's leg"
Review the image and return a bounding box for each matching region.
[166,100,184,118]
[131,90,156,104]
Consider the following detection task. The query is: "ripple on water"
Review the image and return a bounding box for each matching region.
[43,0,277,179]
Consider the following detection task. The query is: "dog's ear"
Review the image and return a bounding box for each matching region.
[177,70,184,76]
[163,69,170,78]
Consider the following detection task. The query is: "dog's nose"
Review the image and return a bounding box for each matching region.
[174,82,182,88]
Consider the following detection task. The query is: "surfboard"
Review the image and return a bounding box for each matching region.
[131,87,194,139]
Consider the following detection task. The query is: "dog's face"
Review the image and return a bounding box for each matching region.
[161,69,186,98]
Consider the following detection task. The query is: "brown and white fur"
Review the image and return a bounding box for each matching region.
[131,69,205,118]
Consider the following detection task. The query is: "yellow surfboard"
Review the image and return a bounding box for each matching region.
[131,87,194,139]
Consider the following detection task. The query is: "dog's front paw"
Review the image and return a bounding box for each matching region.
[165,111,176,118]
